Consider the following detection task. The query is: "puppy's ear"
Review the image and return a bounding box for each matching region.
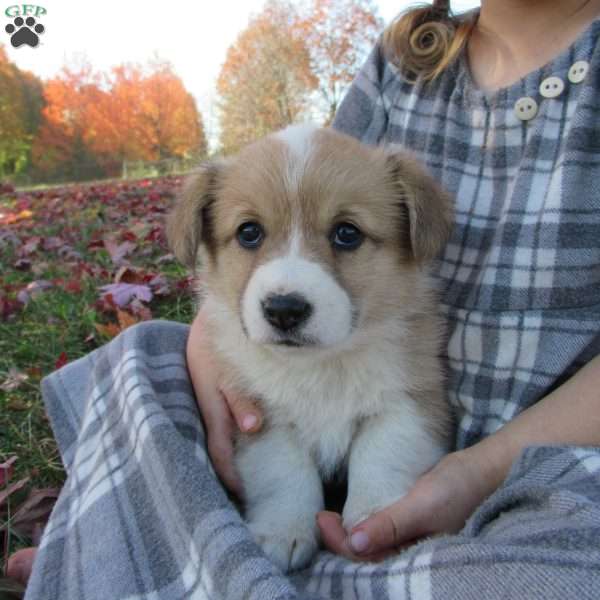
[166,162,222,269]
[386,151,454,264]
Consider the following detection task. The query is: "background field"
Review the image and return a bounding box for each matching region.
[0,175,195,583]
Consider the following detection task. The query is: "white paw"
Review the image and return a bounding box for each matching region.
[342,489,408,532]
[248,520,318,572]
[342,500,378,532]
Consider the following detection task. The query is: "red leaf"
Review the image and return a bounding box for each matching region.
[121,231,137,242]
[114,266,145,284]
[0,296,22,320]
[55,352,68,370]
[64,280,82,293]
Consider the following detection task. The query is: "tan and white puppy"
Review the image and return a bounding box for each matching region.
[167,124,454,572]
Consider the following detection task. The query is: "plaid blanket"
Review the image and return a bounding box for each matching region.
[27,322,600,599]
[27,14,600,600]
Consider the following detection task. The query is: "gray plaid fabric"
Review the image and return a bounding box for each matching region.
[27,17,600,600]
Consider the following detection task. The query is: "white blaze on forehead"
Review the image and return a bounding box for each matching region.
[275,123,318,160]
[274,123,318,191]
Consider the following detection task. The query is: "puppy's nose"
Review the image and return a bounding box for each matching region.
[261,294,312,332]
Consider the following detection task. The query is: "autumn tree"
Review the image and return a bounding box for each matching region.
[217,0,318,154]
[32,60,206,181]
[135,61,206,162]
[301,0,382,124]
[84,62,206,166]
[31,62,105,181]
[0,45,43,177]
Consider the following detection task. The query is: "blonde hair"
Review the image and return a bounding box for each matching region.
[383,0,477,82]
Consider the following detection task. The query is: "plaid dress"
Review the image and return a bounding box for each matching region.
[27,17,600,600]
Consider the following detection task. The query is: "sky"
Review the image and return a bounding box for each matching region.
[2,0,479,139]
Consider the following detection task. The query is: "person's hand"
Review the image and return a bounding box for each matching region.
[317,447,506,561]
[186,307,264,495]
[7,547,37,585]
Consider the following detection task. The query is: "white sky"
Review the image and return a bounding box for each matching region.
[3,0,479,139]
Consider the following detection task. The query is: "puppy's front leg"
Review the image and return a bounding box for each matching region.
[236,427,323,572]
[343,409,446,531]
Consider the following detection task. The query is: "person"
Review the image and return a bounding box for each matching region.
[17,0,600,597]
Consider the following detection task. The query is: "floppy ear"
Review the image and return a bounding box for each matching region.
[166,162,222,269]
[386,151,454,264]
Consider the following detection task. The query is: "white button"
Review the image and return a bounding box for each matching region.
[514,97,538,121]
[568,60,589,83]
[540,76,564,98]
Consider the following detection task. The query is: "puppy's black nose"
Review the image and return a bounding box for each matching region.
[262,294,312,332]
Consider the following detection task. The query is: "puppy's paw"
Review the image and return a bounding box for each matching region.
[342,491,406,532]
[341,501,378,532]
[248,520,318,572]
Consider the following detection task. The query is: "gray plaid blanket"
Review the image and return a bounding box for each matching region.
[27,13,600,600]
[27,322,600,599]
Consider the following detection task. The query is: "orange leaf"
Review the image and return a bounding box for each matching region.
[94,322,121,339]
[116,309,140,331]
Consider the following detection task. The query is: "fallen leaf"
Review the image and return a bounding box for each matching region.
[16,280,54,305]
[114,266,145,284]
[117,308,140,331]
[0,368,29,392]
[0,477,29,506]
[13,259,31,271]
[19,236,41,255]
[129,299,152,320]
[0,296,22,321]
[54,352,68,370]
[10,487,60,539]
[94,322,121,339]
[6,398,29,411]
[103,237,136,265]
[0,456,17,487]
[99,283,153,307]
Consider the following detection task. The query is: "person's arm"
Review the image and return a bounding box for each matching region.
[318,353,600,559]
[186,308,262,495]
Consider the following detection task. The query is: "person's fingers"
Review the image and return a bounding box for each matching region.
[348,498,428,556]
[6,547,38,585]
[317,512,396,562]
[317,511,356,559]
[223,388,263,433]
[186,311,242,493]
[205,399,243,496]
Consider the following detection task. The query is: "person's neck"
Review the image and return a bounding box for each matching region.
[467,0,600,92]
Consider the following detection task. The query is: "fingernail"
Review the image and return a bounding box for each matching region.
[349,530,370,554]
[241,414,258,431]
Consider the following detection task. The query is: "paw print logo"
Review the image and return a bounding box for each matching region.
[5,16,45,48]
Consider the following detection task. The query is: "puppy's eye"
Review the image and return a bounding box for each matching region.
[331,222,364,251]
[237,222,264,249]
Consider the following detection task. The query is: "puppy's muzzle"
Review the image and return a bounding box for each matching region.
[261,293,313,332]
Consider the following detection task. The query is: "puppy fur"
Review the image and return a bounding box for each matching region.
[167,124,454,571]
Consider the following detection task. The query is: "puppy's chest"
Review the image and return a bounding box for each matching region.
[229,354,396,476]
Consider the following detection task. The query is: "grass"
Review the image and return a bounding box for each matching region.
[0,175,196,576]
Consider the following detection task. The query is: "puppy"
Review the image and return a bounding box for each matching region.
[167,124,453,571]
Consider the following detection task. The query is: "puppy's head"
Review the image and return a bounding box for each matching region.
[167,125,453,350]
